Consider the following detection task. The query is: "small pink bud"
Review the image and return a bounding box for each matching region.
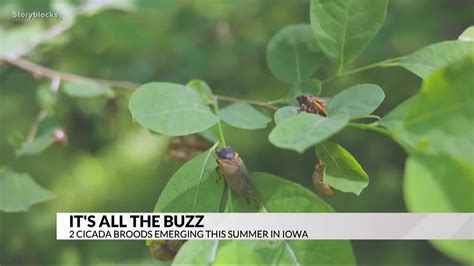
[52,129,68,145]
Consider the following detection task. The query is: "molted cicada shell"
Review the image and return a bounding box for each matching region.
[149,240,186,261]
[168,134,212,162]
[312,163,336,197]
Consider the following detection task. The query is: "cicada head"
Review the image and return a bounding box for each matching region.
[216,146,236,161]
[296,94,314,110]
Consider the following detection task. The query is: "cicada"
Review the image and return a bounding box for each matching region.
[312,163,336,197]
[215,146,259,207]
[296,94,328,117]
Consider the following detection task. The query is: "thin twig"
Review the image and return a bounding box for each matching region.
[321,56,405,84]
[26,76,62,143]
[26,109,49,143]
[214,95,278,110]
[6,57,279,110]
[348,122,392,137]
[6,21,73,60]
[212,99,227,146]
[5,57,139,89]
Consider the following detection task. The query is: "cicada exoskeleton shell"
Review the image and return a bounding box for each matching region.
[312,162,336,197]
[149,240,186,261]
[168,134,212,162]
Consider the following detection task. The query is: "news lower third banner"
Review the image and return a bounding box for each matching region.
[57,213,474,240]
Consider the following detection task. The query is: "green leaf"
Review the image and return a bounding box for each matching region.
[404,155,474,264]
[286,79,322,104]
[396,56,474,165]
[380,97,416,131]
[380,97,419,151]
[310,0,388,66]
[198,129,218,143]
[81,0,135,14]
[16,115,63,157]
[219,103,271,130]
[186,79,214,105]
[252,172,355,265]
[252,172,333,212]
[0,171,55,212]
[63,80,115,98]
[214,241,264,264]
[16,134,56,157]
[273,106,300,125]
[153,144,223,213]
[52,0,77,22]
[398,41,474,79]
[173,193,259,264]
[266,24,324,83]
[36,85,58,110]
[328,84,385,119]
[269,112,349,153]
[404,155,473,212]
[315,141,369,195]
[0,24,46,58]
[252,240,297,265]
[394,58,474,264]
[458,26,474,41]
[172,240,221,265]
[430,241,474,266]
[295,79,322,95]
[173,172,355,265]
[129,82,219,136]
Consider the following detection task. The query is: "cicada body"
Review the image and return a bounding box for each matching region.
[215,146,258,207]
[296,94,328,117]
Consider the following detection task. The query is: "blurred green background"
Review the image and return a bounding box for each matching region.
[0,0,472,264]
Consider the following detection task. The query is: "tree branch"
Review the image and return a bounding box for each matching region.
[5,57,139,89]
[5,57,279,110]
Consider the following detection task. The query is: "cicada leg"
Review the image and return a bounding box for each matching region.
[215,164,224,184]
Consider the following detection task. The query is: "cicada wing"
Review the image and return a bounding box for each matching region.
[218,159,259,208]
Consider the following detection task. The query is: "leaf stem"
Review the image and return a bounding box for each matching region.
[322,56,405,84]
[348,122,392,137]
[212,99,226,146]
[214,95,279,110]
[351,114,381,121]
[265,98,287,105]
[26,109,49,143]
[25,76,61,143]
